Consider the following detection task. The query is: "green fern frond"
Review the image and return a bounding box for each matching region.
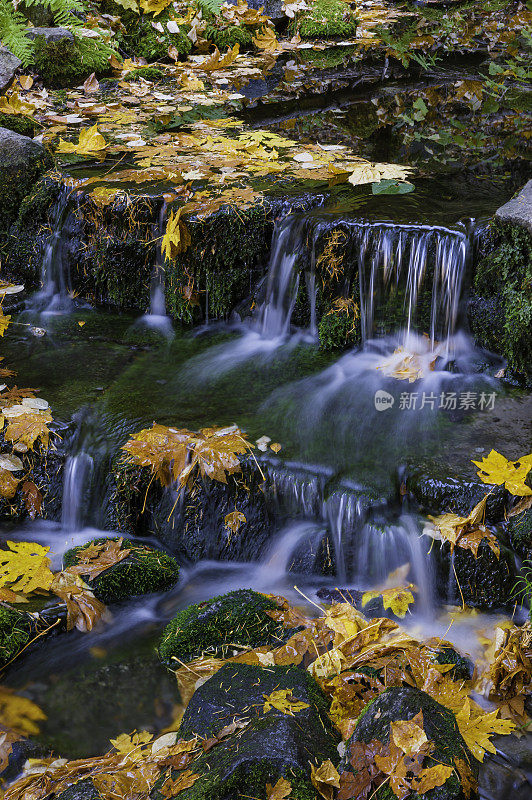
[0,0,34,66]
[197,0,224,17]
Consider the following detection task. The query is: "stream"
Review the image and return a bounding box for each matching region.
[1,165,531,798]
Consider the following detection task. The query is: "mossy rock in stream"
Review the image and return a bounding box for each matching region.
[0,605,35,670]
[470,219,532,385]
[28,29,114,88]
[158,589,289,666]
[294,0,358,39]
[341,687,478,800]
[63,538,180,604]
[0,128,53,246]
[151,663,340,800]
[107,457,275,563]
[507,508,532,561]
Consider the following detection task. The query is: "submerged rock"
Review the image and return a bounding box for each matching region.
[0,127,52,240]
[341,686,478,800]
[152,663,340,800]
[0,605,35,670]
[158,589,289,666]
[63,537,180,604]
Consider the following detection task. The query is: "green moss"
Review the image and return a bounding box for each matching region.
[473,222,532,383]
[204,23,253,50]
[0,605,33,669]
[0,145,53,248]
[31,35,114,89]
[0,113,37,138]
[123,67,165,82]
[158,589,287,665]
[434,646,473,682]
[63,537,180,604]
[122,14,192,61]
[318,306,360,351]
[296,0,358,40]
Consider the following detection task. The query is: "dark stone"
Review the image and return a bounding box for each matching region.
[342,686,478,800]
[495,180,532,235]
[506,509,532,561]
[0,127,53,241]
[0,738,50,783]
[0,46,21,93]
[55,779,104,800]
[25,27,75,45]
[151,664,340,800]
[407,470,507,523]
[158,589,289,666]
[63,537,180,604]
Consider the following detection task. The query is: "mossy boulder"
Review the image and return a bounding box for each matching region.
[341,686,478,800]
[55,779,104,800]
[107,456,274,562]
[295,0,358,39]
[0,604,34,670]
[27,28,112,89]
[0,127,52,243]
[470,194,532,385]
[63,538,180,604]
[0,112,37,138]
[158,589,288,666]
[151,663,340,800]
[507,508,532,561]
[0,46,22,93]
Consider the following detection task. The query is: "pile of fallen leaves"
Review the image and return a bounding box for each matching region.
[2,588,529,800]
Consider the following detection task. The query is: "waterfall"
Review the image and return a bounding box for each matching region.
[61,452,94,532]
[26,185,77,316]
[138,202,173,336]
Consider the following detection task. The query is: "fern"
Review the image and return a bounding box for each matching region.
[197,0,224,17]
[0,0,34,65]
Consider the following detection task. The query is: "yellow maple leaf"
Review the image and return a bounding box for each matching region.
[0,540,54,594]
[4,409,53,450]
[427,494,500,558]
[110,730,154,757]
[362,584,416,618]
[310,760,340,800]
[0,311,12,336]
[180,73,205,91]
[224,510,246,535]
[140,0,173,14]
[412,764,454,794]
[0,92,35,117]
[203,44,240,71]
[266,777,292,800]
[263,689,310,715]
[112,0,139,11]
[0,687,46,736]
[0,466,20,499]
[253,25,280,52]
[472,449,532,496]
[56,125,108,157]
[455,698,515,761]
[161,208,191,261]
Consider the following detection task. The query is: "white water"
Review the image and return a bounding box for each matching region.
[137,202,174,337]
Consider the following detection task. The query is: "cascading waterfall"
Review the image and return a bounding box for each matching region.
[138,201,173,336]
[26,185,78,317]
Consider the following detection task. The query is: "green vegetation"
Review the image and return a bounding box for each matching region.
[158,589,287,665]
[0,605,33,669]
[295,0,358,40]
[63,537,180,604]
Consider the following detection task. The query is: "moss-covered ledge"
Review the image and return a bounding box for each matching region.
[469,182,532,385]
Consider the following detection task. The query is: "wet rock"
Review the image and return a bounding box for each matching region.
[472,215,532,385]
[436,537,517,611]
[55,778,104,800]
[108,458,276,564]
[158,589,290,666]
[506,508,532,561]
[246,0,287,25]
[495,180,532,235]
[0,127,53,239]
[341,686,478,800]
[63,537,180,604]
[0,46,21,93]
[0,605,35,670]
[151,663,340,800]
[407,469,507,523]
[0,738,51,783]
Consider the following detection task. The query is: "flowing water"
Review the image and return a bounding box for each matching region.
[1,177,530,796]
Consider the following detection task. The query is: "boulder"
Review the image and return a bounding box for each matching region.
[25,28,105,89]
[0,738,50,783]
[0,127,52,239]
[158,589,290,666]
[495,180,532,235]
[341,686,478,800]
[63,537,180,604]
[25,26,75,45]
[151,664,340,800]
[55,779,104,800]
[0,46,21,93]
